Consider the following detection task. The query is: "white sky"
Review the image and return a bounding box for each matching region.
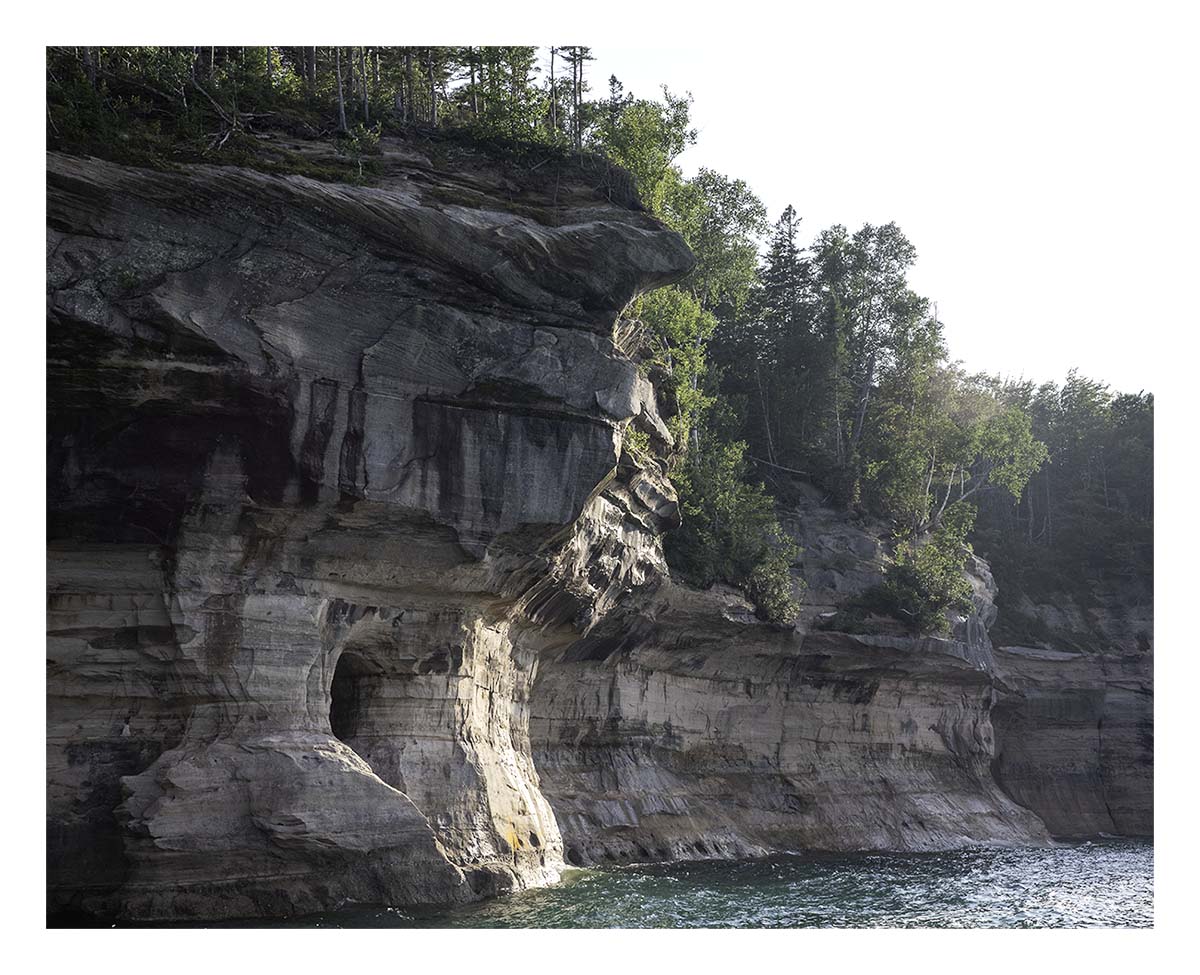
[571,12,1193,395]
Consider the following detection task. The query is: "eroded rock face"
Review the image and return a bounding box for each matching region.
[47,141,1150,923]
[47,141,691,919]
[990,646,1152,838]
[526,497,1049,865]
[980,554,1152,838]
[524,491,1152,864]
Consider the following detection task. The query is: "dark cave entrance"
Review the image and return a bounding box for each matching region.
[327,650,409,793]
[330,651,374,743]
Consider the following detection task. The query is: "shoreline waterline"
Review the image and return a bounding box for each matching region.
[52,839,1153,929]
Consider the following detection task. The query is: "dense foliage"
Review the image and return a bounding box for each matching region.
[666,434,800,624]
[972,373,1153,647]
[594,90,797,622]
[47,47,1152,635]
[711,213,1049,532]
[47,46,614,173]
[872,501,978,635]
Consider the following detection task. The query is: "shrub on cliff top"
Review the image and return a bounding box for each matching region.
[666,435,801,624]
[870,501,977,634]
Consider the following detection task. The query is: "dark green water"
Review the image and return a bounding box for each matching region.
[213,840,1153,928]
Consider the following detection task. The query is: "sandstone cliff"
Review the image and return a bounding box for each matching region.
[46,139,1151,922]
[526,489,1151,867]
[47,138,691,919]
[990,646,1152,837]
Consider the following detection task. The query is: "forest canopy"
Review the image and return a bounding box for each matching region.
[46,46,1153,633]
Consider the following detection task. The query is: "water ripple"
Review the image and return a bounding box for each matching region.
[217,840,1156,929]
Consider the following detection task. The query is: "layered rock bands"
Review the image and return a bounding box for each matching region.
[46,140,1151,921]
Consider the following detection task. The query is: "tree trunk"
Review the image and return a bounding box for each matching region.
[360,47,369,122]
[688,325,704,454]
[469,50,478,118]
[929,465,958,529]
[404,50,413,122]
[394,49,405,117]
[1045,470,1053,547]
[82,46,97,89]
[428,50,437,126]
[334,47,347,133]
[574,53,582,150]
[833,390,843,466]
[509,51,518,138]
[480,55,487,115]
[549,47,556,133]
[265,46,273,88]
[848,351,876,455]
[830,328,845,467]
[1027,482,1035,543]
[393,47,403,115]
[924,448,937,515]
[755,361,776,465]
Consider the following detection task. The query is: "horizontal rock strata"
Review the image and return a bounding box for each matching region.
[990,645,1152,837]
[525,504,1050,865]
[47,140,691,919]
[46,141,1151,922]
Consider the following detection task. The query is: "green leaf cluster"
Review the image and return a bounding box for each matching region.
[873,501,977,634]
[665,436,800,624]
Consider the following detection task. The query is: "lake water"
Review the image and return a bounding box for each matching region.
[234,840,1152,929]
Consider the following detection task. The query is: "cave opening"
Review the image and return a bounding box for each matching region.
[327,649,411,794]
[330,651,374,743]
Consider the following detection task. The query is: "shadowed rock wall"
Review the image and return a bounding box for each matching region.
[990,646,1152,837]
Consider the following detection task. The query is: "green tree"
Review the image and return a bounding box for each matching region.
[971,371,1152,649]
[587,83,794,621]
[876,500,978,634]
[591,85,694,214]
[666,433,800,623]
